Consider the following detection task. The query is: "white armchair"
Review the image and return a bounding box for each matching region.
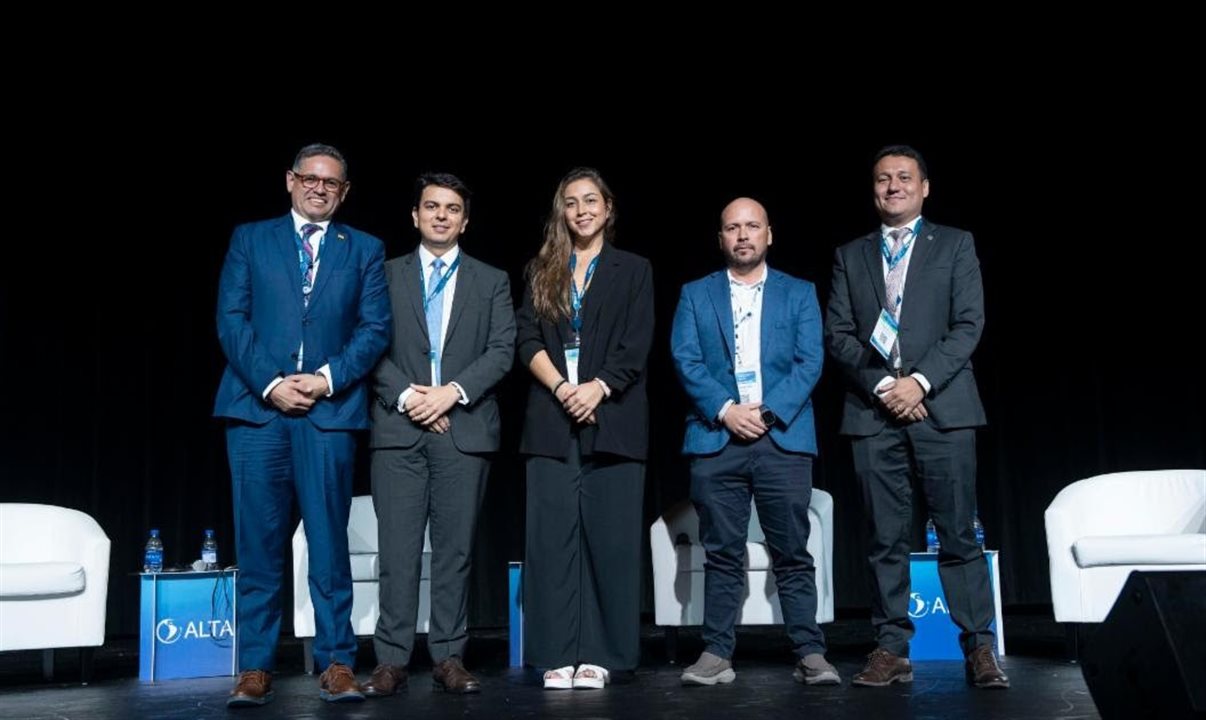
[1045,470,1206,623]
[651,490,834,657]
[292,495,430,673]
[0,503,111,680]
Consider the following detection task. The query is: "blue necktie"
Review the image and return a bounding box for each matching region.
[426,257,446,384]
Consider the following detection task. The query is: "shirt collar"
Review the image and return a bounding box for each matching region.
[291,210,331,236]
[418,243,460,270]
[727,264,768,288]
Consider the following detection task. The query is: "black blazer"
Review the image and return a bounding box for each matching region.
[825,220,987,435]
[370,249,516,454]
[516,243,654,461]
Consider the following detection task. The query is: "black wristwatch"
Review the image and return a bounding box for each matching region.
[760,406,778,427]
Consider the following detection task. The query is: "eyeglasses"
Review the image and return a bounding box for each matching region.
[290,171,346,193]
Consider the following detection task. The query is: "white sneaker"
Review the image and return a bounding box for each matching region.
[681,651,736,686]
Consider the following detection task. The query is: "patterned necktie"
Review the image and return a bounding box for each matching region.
[884,227,912,367]
[299,223,322,306]
[426,257,446,384]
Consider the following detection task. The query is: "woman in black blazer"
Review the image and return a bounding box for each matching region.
[516,167,654,689]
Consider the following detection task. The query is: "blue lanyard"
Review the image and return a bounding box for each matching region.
[421,254,461,312]
[568,253,600,334]
[880,219,921,271]
[294,233,326,281]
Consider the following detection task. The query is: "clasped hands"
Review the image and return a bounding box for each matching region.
[404,383,461,434]
[877,376,928,423]
[554,380,601,425]
[722,403,768,441]
[268,373,329,415]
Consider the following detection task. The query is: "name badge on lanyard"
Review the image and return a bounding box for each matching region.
[563,340,581,385]
[566,253,599,387]
[870,309,898,361]
[736,369,759,404]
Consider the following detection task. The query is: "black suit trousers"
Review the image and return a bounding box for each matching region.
[852,420,995,657]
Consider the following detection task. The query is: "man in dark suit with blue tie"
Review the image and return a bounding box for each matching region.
[215,143,390,707]
[826,145,1009,689]
[362,173,515,697]
[671,197,839,687]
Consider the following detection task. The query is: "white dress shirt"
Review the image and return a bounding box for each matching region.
[397,244,469,412]
[875,216,931,395]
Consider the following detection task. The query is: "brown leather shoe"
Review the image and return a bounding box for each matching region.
[966,644,1010,689]
[852,647,914,687]
[362,663,408,698]
[432,656,481,694]
[228,669,274,707]
[318,662,366,703]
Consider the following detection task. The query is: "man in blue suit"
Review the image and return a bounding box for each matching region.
[671,197,838,687]
[214,143,390,707]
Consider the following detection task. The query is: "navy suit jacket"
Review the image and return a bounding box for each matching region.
[671,268,823,456]
[825,220,987,436]
[213,213,391,430]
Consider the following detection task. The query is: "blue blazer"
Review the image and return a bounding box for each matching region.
[213,214,391,430]
[671,268,823,456]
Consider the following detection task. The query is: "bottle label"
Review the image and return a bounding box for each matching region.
[202,550,217,564]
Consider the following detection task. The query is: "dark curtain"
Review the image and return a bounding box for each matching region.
[3,123,1200,637]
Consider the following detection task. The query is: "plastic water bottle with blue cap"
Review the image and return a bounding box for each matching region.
[143,529,164,573]
[925,518,939,553]
[201,529,218,570]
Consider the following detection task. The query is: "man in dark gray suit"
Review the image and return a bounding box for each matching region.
[826,145,1009,690]
[365,173,515,696]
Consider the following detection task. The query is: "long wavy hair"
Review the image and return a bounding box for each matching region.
[526,167,617,322]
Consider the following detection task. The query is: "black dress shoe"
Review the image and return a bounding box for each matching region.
[363,663,408,698]
[432,657,481,694]
[966,645,1010,689]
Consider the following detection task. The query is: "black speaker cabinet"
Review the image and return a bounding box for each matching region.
[1080,570,1206,719]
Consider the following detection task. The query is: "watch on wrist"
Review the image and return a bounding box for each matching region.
[760,406,778,427]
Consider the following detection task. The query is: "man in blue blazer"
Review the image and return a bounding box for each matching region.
[826,145,1008,689]
[671,197,838,687]
[214,143,390,707]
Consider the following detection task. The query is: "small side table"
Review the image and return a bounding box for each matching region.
[139,569,238,682]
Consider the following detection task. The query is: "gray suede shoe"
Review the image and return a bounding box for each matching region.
[793,653,841,685]
[681,651,736,686]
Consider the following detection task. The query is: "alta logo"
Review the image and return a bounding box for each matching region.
[155,618,235,645]
[908,592,949,619]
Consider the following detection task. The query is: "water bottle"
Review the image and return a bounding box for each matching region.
[925,518,940,553]
[143,529,164,573]
[974,515,985,548]
[201,529,218,570]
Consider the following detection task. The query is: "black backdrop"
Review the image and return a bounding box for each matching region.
[2,112,1201,638]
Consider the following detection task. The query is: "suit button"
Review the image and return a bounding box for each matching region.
[303,318,311,326]
[726,366,733,373]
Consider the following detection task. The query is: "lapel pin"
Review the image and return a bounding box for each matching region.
[337,232,347,241]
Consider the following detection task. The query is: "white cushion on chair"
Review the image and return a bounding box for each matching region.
[348,554,379,582]
[1045,469,1206,622]
[0,562,86,597]
[0,504,111,652]
[1073,534,1206,568]
[674,542,773,571]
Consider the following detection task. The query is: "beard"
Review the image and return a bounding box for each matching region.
[726,245,766,272]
